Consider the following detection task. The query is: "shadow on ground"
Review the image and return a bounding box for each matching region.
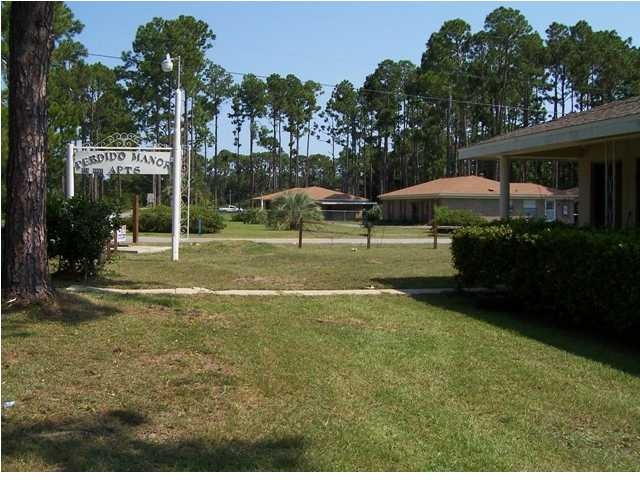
[403,290,640,378]
[372,276,456,289]
[2,409,306,471]
[2,292,122,339]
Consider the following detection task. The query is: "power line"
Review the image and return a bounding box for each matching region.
[88,51,622,114]
[87,52,122,60]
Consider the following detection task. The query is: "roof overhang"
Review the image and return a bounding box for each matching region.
[458,115,640,160]
[317,200,376,206]
[379,193,578,201]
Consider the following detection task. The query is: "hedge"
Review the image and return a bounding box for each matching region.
[451,220,640,337]
[433,206,486,226]
[128,205,225,234]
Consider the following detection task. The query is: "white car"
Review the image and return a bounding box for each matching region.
[218,205,243,213]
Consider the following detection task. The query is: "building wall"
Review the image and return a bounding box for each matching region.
[381,196,576,224]
[556,199,577,224]
[578,136,639,227]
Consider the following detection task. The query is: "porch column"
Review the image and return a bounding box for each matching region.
[499,156,510,219]
[260,198,264,210]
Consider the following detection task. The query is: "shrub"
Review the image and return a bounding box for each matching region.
[266,192,323,230]
[433,206,486,227]
[137,205,172,233]
[47,194,120,277]
[233,208,267,225]
[187,204,225,234]
[132,204,225,234]
[451,221,640,337]
[362,204,383,228]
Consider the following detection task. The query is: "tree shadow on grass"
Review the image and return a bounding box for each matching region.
[2,292,122,338]
[2,408,306,471]
[371,276,456,289]
[406,291,640,378]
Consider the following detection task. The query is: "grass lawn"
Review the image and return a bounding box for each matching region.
[87,242,455,290]
[2,292,639,471]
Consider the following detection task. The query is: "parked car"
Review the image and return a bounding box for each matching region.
[218,205,243,213]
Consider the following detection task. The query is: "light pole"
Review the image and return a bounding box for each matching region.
[161,53,182,261]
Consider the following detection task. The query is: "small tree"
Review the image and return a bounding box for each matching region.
[362,204,383,228]
[266,192,322,230]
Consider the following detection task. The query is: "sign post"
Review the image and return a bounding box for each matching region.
[132,194,139,244]
[171,88,182,261]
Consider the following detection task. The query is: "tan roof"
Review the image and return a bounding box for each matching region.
[253,186,372,203]
[475,96,640,147]
[378,176,578,200]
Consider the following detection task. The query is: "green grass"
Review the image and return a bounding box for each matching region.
[88,242,455,290]
[2,292,639,471]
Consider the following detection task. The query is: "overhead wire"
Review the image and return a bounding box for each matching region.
[86,51,547,114]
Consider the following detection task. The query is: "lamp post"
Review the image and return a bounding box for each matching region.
[162,53,182,261]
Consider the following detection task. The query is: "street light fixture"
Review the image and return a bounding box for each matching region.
[162,53,182,261]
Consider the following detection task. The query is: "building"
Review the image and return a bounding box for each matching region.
[251,186,376,221]
[458,96,640,228]
[379,176,577,224]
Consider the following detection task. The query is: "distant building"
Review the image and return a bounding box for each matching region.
[378,175,578,224]
[252,186,376,221]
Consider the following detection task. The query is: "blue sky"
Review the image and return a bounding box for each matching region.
[69,1,640,155]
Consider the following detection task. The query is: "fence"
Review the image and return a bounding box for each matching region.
[297,219,457,249]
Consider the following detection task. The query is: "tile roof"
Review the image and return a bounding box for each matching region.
[253,186,372,203]
[471,96,640,147]
[378,176,578,199]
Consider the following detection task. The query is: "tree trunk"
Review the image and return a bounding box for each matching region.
[2,2,55,304]
[305,121,311,187]
[249,118,255,195]
[214,113,219,205]
[295,134,300,187]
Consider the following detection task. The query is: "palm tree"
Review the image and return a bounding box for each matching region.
[266,192,323,230]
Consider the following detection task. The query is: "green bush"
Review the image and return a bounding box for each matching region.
[132,204,225,234]
[137,205,172,233]
[451,221,640,337]
[433,206,486,226]
[233,208,267,225]
[187,204,225,234]
[362,204,383,228]
[47,194,120,277]
[266,192,323,230]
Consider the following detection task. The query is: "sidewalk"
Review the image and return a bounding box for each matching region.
[126,235,451,245]
[67,285,484,296]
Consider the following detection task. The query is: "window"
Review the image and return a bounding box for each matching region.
[523,200,537,217]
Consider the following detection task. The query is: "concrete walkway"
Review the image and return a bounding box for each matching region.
[117,245,171,254]
[126,235,450,245]
[67,285,483,296]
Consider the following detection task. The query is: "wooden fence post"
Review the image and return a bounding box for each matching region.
[432,221,438,249]
[298,218,303,248]
[132,193,139,244]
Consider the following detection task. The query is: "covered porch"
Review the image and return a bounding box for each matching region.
[459,97,640,228]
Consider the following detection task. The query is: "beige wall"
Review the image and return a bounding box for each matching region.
[577,136,639,227]
[381,196,576,224]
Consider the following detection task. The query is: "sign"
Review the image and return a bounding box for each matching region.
[74,149,172,175]
[117,225,127,244]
